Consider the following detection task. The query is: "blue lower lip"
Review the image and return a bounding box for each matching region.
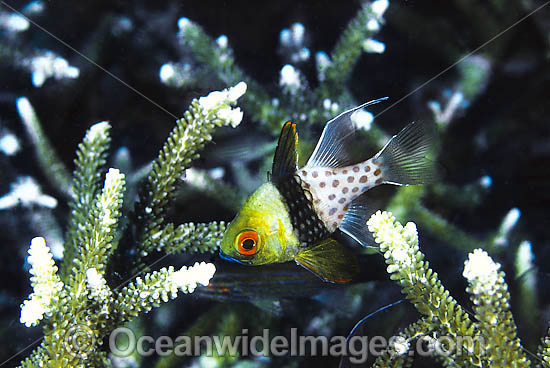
[219,251,247,265]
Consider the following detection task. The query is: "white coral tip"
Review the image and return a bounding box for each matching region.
[20,299,45,327]
[86,121,110,142]
[463,249,501,296]
[228,81,247,102]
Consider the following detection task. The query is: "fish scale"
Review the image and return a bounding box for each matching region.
[298,158,384,232]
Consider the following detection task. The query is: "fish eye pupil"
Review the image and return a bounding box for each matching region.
[242,238,255,250]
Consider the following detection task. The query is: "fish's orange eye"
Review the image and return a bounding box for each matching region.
[236,230,259,255]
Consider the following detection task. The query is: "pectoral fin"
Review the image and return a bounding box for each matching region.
[295,239,359,283]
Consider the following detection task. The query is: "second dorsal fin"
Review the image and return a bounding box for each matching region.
[271,121,298,184]
[305,98,387,169]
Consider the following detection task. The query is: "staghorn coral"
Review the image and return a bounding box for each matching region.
[367,210,543,367]
[16,83,246,367]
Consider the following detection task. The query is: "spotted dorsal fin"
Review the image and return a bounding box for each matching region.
[305,98,387,169]
[272,121,298,184]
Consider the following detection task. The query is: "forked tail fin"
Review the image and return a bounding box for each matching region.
[374,121,438,186]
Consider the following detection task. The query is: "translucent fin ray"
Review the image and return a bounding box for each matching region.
[306,98,388,168]
[375,121,437,185]
[295,238,359,283]
[339,196,377,248]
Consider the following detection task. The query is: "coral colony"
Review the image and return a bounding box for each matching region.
[17,83,246,367]
[0,0,547,366]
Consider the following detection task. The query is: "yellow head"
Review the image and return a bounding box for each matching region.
[220,183,299,265]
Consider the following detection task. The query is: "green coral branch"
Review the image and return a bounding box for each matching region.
[15,97,73,197]
[18,256,216,367]
[320,0,384,95]
[19,344,50,368]
[145,221,226,254]
[540,330,550,367]
[115,262,215,322]
[16,84,245,367]
[463,249,531,367]
[177,1,390,137]
[367,211,549,366]
[367,211,483,366]
[18,169,127,367]
[133,82,246,262]
[67,167,125,300]
[62,121,112,280]
[177,18,290,133]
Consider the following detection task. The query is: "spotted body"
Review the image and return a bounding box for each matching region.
[220,99,436,283]
[298,158,383,232]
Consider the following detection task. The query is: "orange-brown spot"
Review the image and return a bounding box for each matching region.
[303,182,310,189]
[374,168,381,176]
[337,214,345,219]
[301,170,307,176]
[342,169,348,174]
[325,171,332,176]
[332,180,340,187]
[359,176,368,183]
[343,204,350,211]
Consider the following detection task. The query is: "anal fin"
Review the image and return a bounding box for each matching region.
[339,195,377,249]
[295,239,359,283]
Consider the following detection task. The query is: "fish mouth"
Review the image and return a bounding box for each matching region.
[219,250,249,265]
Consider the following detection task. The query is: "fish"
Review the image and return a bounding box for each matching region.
[197,254,389,314]
[219,100,436,283]
[198,253,388,302]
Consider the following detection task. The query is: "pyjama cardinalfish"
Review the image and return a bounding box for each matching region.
[220,99,436,283]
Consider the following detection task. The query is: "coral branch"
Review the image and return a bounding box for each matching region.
[62,121,112,279]
[19,237,63,327]
[134,82,246,262]
[16,97,73,196]
[146,221,226,254]
[464,249,530,367]
[367,211,483,366]
[115,262,216,321]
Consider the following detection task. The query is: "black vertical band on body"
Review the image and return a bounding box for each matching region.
[274,174,330,246]
[271,121,330,246]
